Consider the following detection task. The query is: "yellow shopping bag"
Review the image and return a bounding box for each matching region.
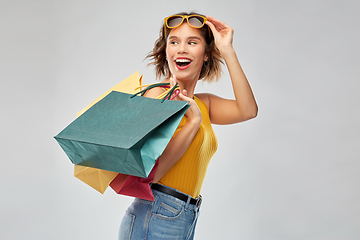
[74,165,118,194]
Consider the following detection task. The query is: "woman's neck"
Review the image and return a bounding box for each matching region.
[176,79,197,99]
[163,74,199,99]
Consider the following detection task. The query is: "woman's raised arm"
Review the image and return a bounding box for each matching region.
[200,15,258,125]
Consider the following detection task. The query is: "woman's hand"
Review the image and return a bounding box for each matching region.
[205,15,234,52]
[170,75,202,126]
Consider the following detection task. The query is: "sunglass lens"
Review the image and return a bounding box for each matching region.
[188,16,205,27]
[167,16,183,28]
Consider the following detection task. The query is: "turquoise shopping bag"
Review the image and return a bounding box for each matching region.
[55,90,189,178]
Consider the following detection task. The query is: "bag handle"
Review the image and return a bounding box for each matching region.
[131,82,180,103]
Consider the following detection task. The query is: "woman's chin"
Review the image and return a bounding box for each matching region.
[170,71,197,82]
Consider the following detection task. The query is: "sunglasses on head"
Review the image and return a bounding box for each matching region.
[164,15,209,37]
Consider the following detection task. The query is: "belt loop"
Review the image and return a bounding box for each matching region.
[185,195,191,209]
[195,195,202,208]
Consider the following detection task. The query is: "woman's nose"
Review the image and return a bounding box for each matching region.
[177,43,188,54]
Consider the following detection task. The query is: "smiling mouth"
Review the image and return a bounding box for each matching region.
[175,58,192,67]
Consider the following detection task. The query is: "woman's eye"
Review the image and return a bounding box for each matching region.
[170,41,178,45]
[189,41,196,45]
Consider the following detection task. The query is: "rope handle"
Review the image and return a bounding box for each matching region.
[131,83,180,102]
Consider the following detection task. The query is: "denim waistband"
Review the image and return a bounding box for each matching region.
[150,185,202,211]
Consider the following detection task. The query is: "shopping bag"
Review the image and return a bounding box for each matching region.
[54,86,189,178]
[72,71,143,193]
[110,161,159,200]
[76,71,143,117]
[74,165,118,194]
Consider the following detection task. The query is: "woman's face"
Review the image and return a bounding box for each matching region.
[165,23,208,82]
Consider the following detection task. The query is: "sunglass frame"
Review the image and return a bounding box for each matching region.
[163,15,208,37]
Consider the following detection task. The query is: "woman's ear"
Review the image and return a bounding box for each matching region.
[204,54,208,62]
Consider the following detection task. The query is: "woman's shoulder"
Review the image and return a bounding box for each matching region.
[142,81,169,99]
[194,93,211,109]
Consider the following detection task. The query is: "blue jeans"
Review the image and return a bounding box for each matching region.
[119,186,201,240]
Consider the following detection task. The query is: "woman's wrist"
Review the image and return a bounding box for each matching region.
[219,45,236,59]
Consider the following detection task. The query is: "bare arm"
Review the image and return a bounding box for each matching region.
[203,15,258,125]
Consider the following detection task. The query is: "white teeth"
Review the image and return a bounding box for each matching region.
[175,59,191,63]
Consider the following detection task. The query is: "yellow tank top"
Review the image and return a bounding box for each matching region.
[158,95,218,198]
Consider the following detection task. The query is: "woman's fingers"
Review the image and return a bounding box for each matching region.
[170,75,176,88]
[206,15,233,34]
[206,15,228,31]
[177,89,192,102]
[205,19,216,32]
[205,15,234,49]
[182,89,187,97]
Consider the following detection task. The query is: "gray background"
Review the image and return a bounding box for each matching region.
[1,0,359,239]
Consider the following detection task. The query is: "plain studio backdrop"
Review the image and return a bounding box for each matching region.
[1,0,359,239]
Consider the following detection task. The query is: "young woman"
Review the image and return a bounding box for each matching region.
[119,12,258,240]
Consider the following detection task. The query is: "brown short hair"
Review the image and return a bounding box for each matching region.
[146,12,223,83]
